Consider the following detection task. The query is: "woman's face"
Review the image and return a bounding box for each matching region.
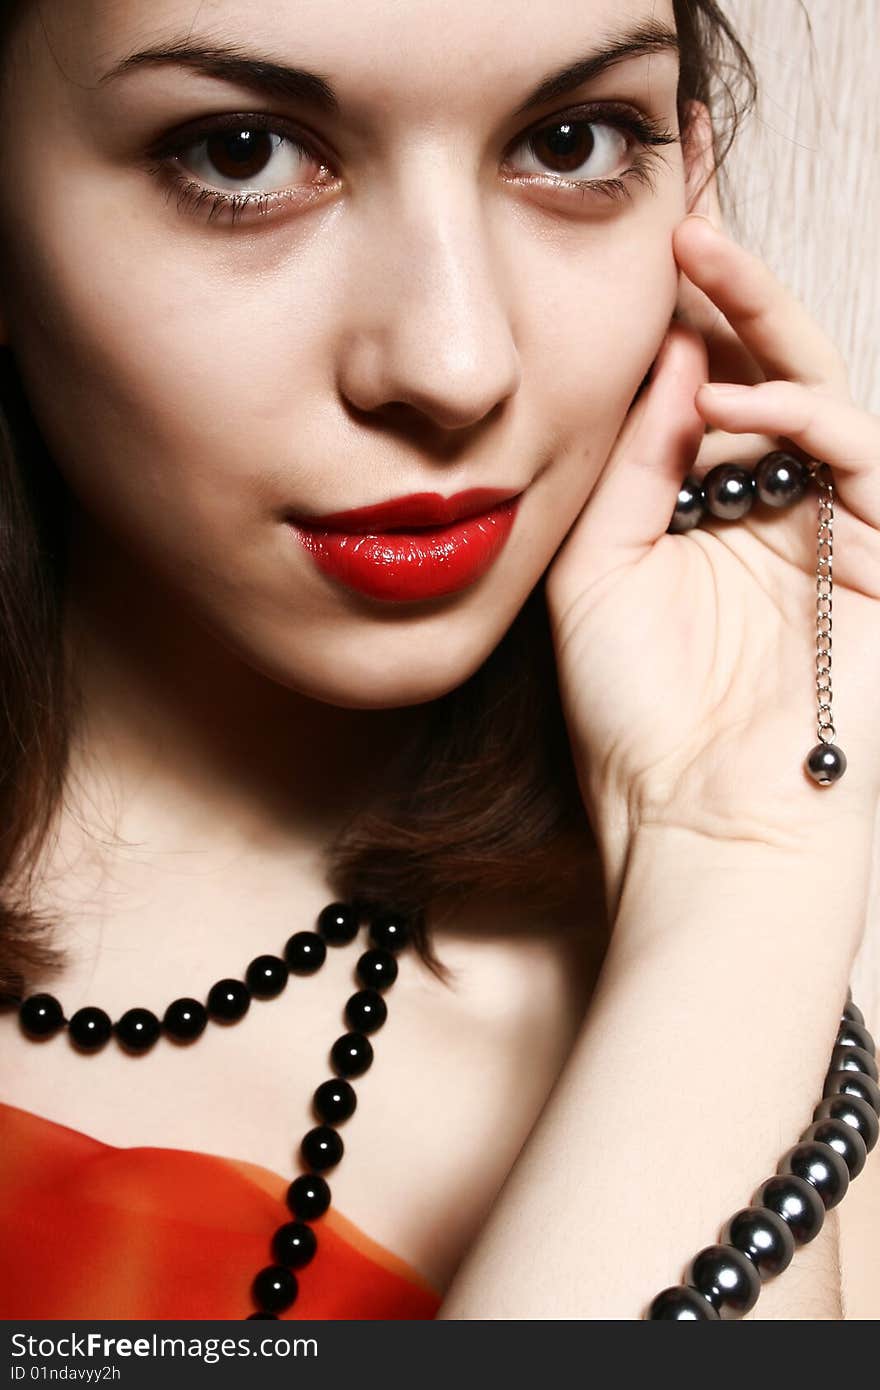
[0,0,692,708]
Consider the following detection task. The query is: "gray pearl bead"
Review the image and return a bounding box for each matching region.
[753,451,809,508]
[805,742,847,785]
[828,1043,879,1083]
[703,463,756,521]
[668,476,706,534]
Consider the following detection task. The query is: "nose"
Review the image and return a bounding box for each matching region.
[336,181,522,436]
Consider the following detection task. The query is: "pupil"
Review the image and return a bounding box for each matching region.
[206,129,274,180]
[533,121,595,174]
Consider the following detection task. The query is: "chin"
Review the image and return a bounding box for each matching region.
[242,608,513,711]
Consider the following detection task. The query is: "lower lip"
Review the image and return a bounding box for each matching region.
[289,497,521,602]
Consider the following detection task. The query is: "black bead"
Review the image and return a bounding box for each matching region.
[68,1006,113,1051]
[686,1244,761,1317]
[369,911,411,952]
[647,1285,719,1319]
[317,902,359,945]
[246,1312,277,1319]
[19,993,65,1038]
[206,978,251,1022]
[251,1265,298,1314]
[163,997,208,1042]
[703,463,756,521]
[753,450,808,508]
[244,954,289,1000]
[115,1007,161,1053]
[778,1140,849,1209]
[330,1031,374,1078]
[301,1125,344,1171]
[842,1000,865,1026]
[272,1220,318,1269]
[828,1043,878,1083]
[823,1068,880,1115]
[284,931,327,975]
[344,989,387,1035]
[836,1018,876,1054]
[805,742,847,785]
[355,948,398,992]
[813,1092,879,1152]
[314,1078,357,1125]
[752,1173,825,1244]
[721,1206,795,1280]
[800,1117,868,1181]
[286,1174,331,1221]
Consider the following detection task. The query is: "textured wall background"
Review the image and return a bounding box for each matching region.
[721,0,878,411]
[718,0,879,1065]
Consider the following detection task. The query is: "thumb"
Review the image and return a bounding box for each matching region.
[567,321,708,563]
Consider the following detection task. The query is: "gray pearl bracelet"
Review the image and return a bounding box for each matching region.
[667,451,847,788]
[667,450,808,532]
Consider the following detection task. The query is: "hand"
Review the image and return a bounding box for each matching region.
[544,214,880,878]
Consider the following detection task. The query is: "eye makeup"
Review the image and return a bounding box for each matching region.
[142,98,678,227]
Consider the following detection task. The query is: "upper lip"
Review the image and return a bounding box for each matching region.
[289,487,522,534]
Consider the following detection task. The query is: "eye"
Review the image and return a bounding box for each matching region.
[175,124,320,191]
[146,103,676,226]
[502,104,678,202]
[511,119,628,180]
[145,113,339,223]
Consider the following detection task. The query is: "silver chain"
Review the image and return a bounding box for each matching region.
[812,460,835,744]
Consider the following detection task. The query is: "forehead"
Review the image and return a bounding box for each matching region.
[21,0,679,115]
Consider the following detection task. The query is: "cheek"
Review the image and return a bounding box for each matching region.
[528,221,678,440]
[516,214,679,524]
[3,193,337,595]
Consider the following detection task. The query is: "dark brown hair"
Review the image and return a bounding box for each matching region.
[0,1,756,996]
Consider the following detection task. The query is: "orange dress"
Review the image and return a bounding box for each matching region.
[0,1100,442,1320]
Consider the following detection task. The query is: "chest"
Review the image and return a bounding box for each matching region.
[1,920,596,1293]
[4,910,876,1314]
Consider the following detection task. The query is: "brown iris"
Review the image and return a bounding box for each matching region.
[528,120,596,175]
[203,129,276,181]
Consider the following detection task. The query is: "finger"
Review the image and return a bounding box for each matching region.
[675,285,766,388]
[697,380,880,525]
[694,429,782,474]
[674,200,764,389]
[673,215,851,393]
[564,322,707,560]
[673,174,763,391]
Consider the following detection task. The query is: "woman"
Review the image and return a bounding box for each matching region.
[0,0,877,1322]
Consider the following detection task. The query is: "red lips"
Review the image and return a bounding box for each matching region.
[300,488,517,532]
[288,487,522,602]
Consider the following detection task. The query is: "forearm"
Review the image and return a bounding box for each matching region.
[436,820,876,1320]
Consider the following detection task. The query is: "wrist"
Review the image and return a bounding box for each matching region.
[606,815,875,965]
[589,776,878,927]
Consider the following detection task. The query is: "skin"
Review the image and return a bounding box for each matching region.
[1,0,687,717]
[0,0,697,1296]
[0,0,700,901]
[1,0,879,1315]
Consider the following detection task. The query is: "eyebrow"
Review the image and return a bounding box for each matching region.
[99,19,679,118]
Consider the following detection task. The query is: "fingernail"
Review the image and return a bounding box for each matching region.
[701,382,750,397]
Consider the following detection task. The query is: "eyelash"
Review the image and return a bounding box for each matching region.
[144,103,678,227]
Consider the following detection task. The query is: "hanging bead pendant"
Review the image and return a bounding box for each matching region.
[805,462,845,786]
[805,742,847,786]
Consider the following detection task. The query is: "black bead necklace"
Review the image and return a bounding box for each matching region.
[10,910,878,1319]
[13,899,411,1319]
[647,991,880,1319]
